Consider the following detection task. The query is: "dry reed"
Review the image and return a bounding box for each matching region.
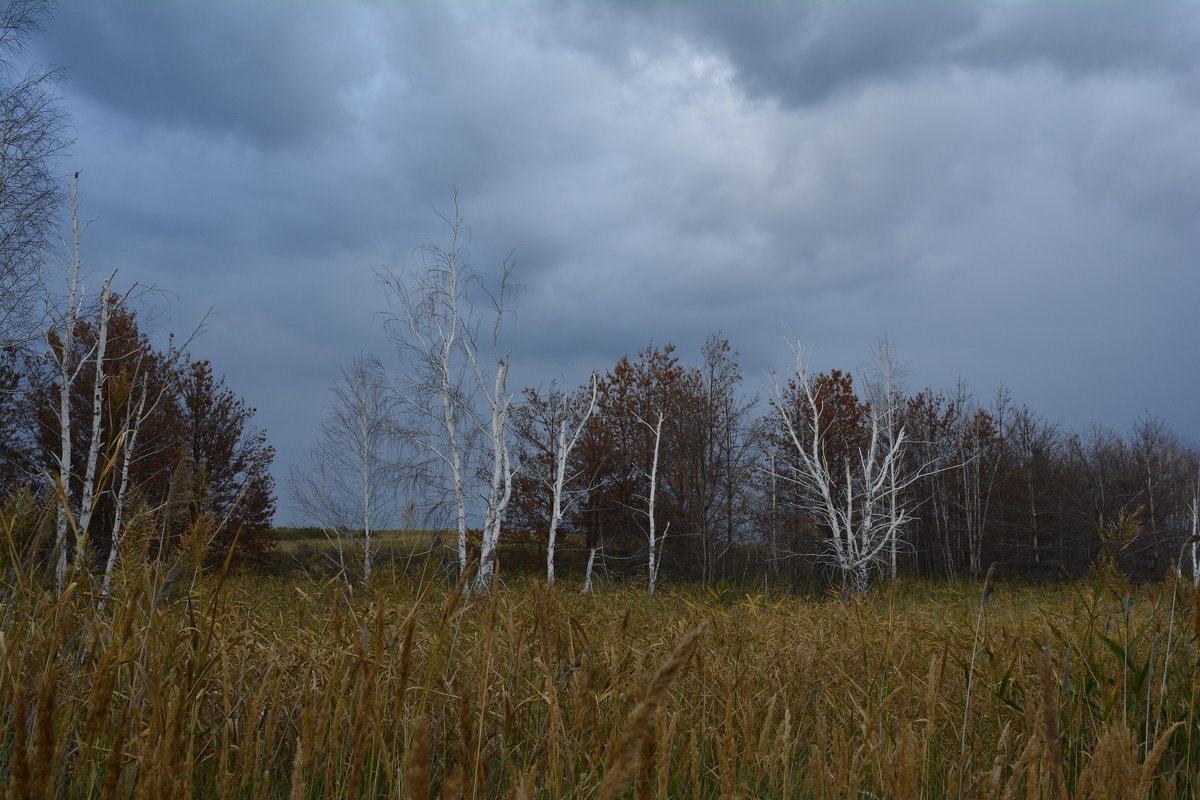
[2,508,1200,800]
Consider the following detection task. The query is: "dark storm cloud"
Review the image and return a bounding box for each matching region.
[958,1,1200,79]
[606,0,984,105]
[36,1,385,148]
[595,0,1199,104]
[26,0,1200,521]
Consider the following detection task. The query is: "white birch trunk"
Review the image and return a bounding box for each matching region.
[101,379,147,600]
[473,357,512,593]
[52,178,88,591]
[75,271,116,567]
[445,244,469,579]
[547,376,596,584]
[53,290,77,590]
[581,547,597,594]
[645,410,665,595]
[361,455,373,582]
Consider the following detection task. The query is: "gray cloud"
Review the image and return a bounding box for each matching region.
[26,0,1200,521]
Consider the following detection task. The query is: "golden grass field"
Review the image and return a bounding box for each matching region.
[3,546,1199,798]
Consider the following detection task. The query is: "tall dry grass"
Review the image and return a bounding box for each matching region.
[3,501,1200,797]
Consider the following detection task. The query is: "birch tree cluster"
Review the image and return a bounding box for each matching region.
[300,240,1199,594]
[0,300,278,579]
[0,192,276,590]
[290,206,1199,594]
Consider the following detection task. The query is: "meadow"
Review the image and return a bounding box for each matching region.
[3,523,1200,800]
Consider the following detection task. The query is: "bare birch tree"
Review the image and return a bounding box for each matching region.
[512,376,598,584]
[73,270,115,562]
[861,338,907,580]
[466,330,514,593]
[379,199,516,591]
[291,354,395,584]
[0,0,68,348]
[100,318,204,600]
[100,372,146,597]
[639,410,668,594]
[544,376,596,584]
[47,174,91,589]
[768,343,926,594]
[380,213,472,578]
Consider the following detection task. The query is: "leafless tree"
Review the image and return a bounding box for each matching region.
[545,376,596,584]
[46,174,90,589]
[291,354,396,584]
[861,338,908,579]
[0,0,69,348]
[379,199,516,592]
[45,175,145,590]
[513,376,598,584]
[72,268,115,565]
[688,334,759,585]
[465,320,514,593]
[638,409,668,594]
[100,317,204,601]
[768,342,929,594]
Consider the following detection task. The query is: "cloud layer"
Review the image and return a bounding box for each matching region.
[30,0,1200,519]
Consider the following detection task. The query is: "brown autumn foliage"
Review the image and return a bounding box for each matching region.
[512,341,763,582]
[510,337,1197,588]
[18,301,275,567]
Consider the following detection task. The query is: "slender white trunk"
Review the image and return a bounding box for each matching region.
[888,456,899,580]
[646,410,664,594]
[581,547,597,594]
[53,180,87,591]
[75,272,115,567]
[547,377,596,584]
[474,358,512,592]
[53,298,76,589]
[361,456,372,582]
[546,417,565,584]
[102,379,147,600]
[439,262,468,579]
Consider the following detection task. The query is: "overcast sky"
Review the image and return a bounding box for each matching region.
[27,0,1200,522]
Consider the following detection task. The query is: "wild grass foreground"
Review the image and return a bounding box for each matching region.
[3,563,1200,799]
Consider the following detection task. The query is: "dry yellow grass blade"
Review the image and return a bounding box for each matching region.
[598,620,709,800]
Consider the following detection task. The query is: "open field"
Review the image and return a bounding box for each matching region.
[3,563,1200,799]
[274,529,438,555]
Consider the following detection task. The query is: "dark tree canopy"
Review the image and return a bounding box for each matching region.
[17,301,275,567]
[508,336,1199,588]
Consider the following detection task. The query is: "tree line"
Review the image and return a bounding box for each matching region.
[508,340,1198,588]
[3,0,1193,594]
[297,210,1200,593]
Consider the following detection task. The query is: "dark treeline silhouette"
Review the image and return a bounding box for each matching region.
[510,335,1199,588]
